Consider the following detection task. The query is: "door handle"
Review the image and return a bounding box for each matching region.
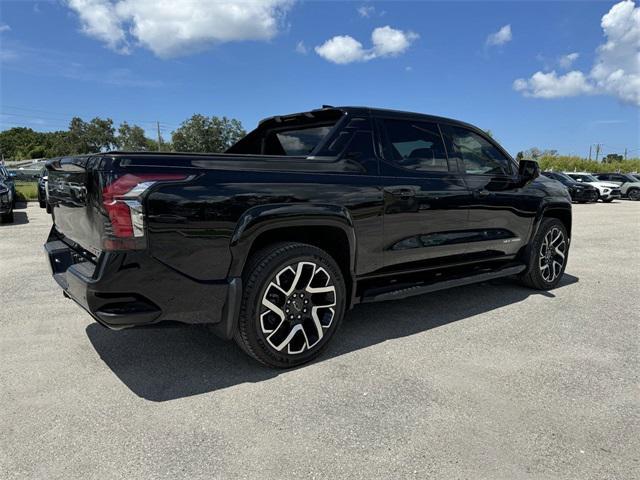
[387,188,415,198]
[473,189,491,198]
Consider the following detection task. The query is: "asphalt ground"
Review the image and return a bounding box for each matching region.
[1,201,638,479]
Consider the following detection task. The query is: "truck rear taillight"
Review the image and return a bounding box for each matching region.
[102,173,187,251]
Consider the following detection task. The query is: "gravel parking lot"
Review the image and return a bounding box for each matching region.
[1,202,638,480]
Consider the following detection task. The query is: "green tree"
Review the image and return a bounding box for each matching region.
[0,127,43,160]
[171,114,245,153]
[67,117,89,154]
[67,116,116,154]
[117,122,149,151]
[43,131,73,157]
[85,117,116,152]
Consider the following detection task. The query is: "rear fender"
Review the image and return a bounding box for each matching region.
[228,203,357,278]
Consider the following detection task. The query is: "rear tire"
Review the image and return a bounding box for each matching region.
[234,242,346,368]
[39,200,46,209]
[519,218,569,290]
[627,188,640,201]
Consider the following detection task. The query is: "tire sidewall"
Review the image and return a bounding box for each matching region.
[528,218,569,289]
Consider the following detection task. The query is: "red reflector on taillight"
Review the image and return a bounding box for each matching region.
[102,173,188,247]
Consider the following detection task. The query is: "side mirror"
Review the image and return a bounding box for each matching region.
[518,159,540,186]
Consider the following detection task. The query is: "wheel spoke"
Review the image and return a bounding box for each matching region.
[260,260,337,356]
[550,229,563,246]
[273,323,304,352]
[552,260,562,280]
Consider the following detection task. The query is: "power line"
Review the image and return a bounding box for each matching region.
[0,105,180,129]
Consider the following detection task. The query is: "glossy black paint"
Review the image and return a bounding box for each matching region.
[541,171,599,203]
[44,106,572,334]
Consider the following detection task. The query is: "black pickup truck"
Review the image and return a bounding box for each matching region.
[44,106,571,368]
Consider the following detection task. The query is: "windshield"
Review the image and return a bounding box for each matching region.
[568,173,597,182]
[556,172,578,185]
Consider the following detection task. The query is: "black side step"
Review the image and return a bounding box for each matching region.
[361,264,527,303]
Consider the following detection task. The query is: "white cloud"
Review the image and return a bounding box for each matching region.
[315,26,418,64]
[513,71,593,98]
[558,52,579,69]
[371,25,418,56]
[357,5,375,18]
[590,0,640,105]
[295,40,308,54]
[0,23,11,33]
[486,24,512,46]
[315,35,368,64]
[67,0,129,53]
[65,0,293,58]
[514,0,640,106]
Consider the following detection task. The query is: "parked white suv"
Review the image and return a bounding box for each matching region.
[593,173,640,201]
[564,172,621,202]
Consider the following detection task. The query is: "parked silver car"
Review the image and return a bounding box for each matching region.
[593,173,640,201]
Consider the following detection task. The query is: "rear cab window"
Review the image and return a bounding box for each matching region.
[226,108,344,157]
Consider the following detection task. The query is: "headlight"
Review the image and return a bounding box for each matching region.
[602,188,610,193]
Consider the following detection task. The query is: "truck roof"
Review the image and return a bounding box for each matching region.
[259,105,482,132]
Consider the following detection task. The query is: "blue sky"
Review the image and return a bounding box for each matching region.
[1,0,638,158]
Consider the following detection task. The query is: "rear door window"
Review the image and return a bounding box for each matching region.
[381,119,449,172]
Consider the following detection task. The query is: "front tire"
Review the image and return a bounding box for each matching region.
[235,242,346,368]
[601,197,614,203]
[627,188,640,201]
[519,218,569,290]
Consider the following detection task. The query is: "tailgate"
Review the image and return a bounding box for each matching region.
[47,156,104,256]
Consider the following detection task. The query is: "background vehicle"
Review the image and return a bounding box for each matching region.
[37,169,51,212]
[630,173,640,182]
[564,172,620,202]
[0,179,14,223]
[0,165,16,208]
[44,106,572,368]
[541,171,598,203]
[594,173,640,201]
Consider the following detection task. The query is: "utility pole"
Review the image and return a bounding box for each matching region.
[156,121,162,152]
[624,148,627,161]
[595,143,601,162]
[588,145,592,161]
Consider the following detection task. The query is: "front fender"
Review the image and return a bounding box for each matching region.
[228,203,357,278]
[531,199,572,241]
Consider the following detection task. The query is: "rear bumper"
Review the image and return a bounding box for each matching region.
[44,229,240,338]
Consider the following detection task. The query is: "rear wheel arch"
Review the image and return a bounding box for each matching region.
[229,206,357,301]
